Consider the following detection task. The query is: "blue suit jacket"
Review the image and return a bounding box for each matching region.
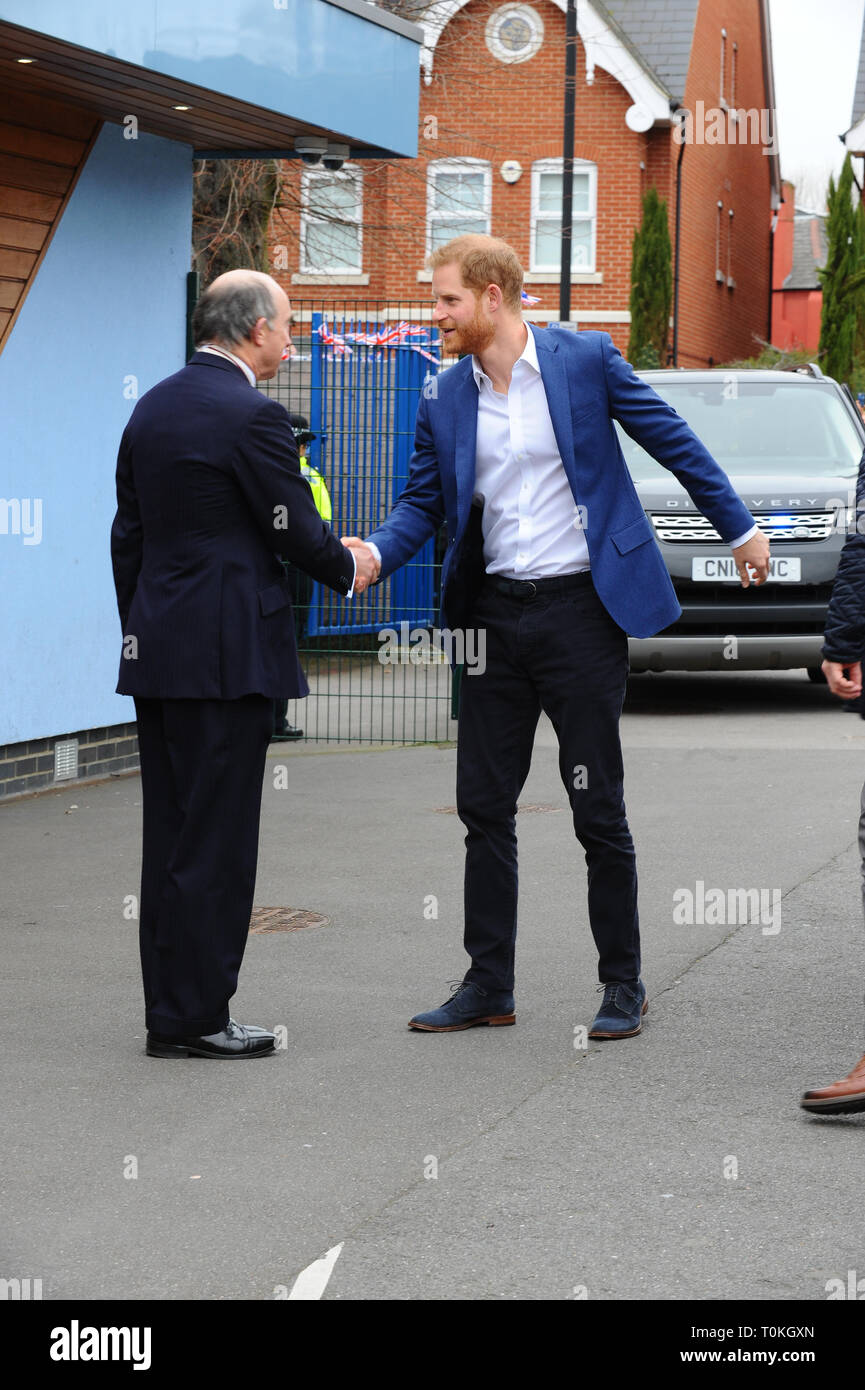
[110,352,354,699]
[368,327,755,638]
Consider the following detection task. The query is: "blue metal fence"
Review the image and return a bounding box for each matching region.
[256,301,456,744]
[305,310,440,635]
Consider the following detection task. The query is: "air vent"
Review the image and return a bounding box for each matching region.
[53,739,79,781]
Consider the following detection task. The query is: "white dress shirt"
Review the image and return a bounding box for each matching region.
[366,324,756,574]
[473,326,590,577]
[199,343,257,387]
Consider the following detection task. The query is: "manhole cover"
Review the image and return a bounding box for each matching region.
[433,803,562,815]
[249,907,330,934]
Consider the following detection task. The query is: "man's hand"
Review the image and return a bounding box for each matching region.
[731,529,771,587]
[341,536,380,595]
[822,659,862,699]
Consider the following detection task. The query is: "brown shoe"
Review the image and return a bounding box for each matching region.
[800,1052,865,1114]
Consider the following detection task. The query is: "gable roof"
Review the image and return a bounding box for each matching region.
[783,213,828,291]
[598,0,699,102]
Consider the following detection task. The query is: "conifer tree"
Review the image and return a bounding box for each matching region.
[628,187,673,367]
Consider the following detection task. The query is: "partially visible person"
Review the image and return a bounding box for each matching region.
[271,414,330,742]
[801,451,865,1113]
[111,269,376,1060]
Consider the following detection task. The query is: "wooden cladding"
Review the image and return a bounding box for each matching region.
[0,90,100,354]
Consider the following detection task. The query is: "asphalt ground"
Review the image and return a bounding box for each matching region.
[3,670,865,1306]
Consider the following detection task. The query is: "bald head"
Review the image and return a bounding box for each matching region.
[192,268,292,381]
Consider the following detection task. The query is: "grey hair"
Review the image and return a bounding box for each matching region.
[192,275,279,348]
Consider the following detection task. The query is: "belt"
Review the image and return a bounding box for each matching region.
[483,571,593,600]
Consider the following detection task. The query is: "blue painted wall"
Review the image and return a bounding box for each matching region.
[0,0,420,156]
[0,124,191,745]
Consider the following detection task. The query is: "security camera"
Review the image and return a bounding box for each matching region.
[322,143,350,172]
[294,135,326,165]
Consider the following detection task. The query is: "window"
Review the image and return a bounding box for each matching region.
[720,27,728,106]
[715,200,724,282]
[300,165,362,274]
[426,159,491,253]
[530,159,597,273]
[485,4,545,64]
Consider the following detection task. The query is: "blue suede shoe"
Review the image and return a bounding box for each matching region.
[409,980,516,1032]
[588,979,647,1039]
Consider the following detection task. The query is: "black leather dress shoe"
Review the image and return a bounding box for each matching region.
[271,724,303,741]
[146,1018,277,1059]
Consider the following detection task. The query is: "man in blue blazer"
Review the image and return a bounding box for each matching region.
[346,236,770,1039]
[111,270,375,1059]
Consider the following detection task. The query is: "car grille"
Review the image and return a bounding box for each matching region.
[666,579,835,635]
[650,510,836,542]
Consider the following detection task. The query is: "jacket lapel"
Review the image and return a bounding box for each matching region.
[452,365,480,534]
[531,325,576,486]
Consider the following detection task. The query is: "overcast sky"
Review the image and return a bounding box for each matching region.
[769,0,864,208]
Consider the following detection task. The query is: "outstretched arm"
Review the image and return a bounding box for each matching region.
[602,335,770,586]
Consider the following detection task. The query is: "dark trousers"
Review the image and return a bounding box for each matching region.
[133,694,273,1038]
[457,573,638,994]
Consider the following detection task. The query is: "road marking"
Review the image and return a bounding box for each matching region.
[288,1242,344,1300]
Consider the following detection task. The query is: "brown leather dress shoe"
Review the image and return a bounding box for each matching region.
[800,1052,865,1114]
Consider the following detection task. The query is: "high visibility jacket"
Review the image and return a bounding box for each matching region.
[300,459,332,524]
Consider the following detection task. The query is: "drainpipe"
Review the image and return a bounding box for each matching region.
[672,122,686,367]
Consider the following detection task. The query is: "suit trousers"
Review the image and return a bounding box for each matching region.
[133,694,273,1037]
[457,573,639,994]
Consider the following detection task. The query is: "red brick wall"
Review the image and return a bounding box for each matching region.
[673,0,775,365]
[269,0,773,365]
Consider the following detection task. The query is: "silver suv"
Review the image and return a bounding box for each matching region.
[618,366,865,675]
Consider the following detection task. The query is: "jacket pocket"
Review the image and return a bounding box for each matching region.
[258,582,293,617]
[611,514,654,555]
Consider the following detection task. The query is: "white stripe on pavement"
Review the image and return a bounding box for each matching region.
[288,1242,344,1300]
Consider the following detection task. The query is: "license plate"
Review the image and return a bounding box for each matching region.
[691,556,801,583]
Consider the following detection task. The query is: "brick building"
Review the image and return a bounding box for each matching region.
[771,180,826,354]
[270,0,781,366]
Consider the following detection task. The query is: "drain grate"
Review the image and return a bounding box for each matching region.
[249,907,330,934]
[433,803,563,815]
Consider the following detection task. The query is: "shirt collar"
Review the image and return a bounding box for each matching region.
[471,321,538,390]
[199,344,257,388]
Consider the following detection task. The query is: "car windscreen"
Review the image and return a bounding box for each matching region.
[616,379,863,479]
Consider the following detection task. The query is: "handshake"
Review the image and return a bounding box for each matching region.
[341,536,381,596]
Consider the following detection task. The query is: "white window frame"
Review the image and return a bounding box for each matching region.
[530,158,597,274]
[300,163,363,275]
[426,158,491,257]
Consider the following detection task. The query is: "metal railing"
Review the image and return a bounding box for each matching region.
[259,300,458,744]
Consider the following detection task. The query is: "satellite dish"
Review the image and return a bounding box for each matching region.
[625,104,654,133]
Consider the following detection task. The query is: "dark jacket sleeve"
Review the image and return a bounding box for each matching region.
[109,425,143,631]
[822,447,865,662]
[232,396,355,596]
[366,391,446,577]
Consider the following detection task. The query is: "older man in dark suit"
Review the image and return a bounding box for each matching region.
[111,270,375,1059]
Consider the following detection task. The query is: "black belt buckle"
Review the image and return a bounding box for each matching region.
[514,580,537,599]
